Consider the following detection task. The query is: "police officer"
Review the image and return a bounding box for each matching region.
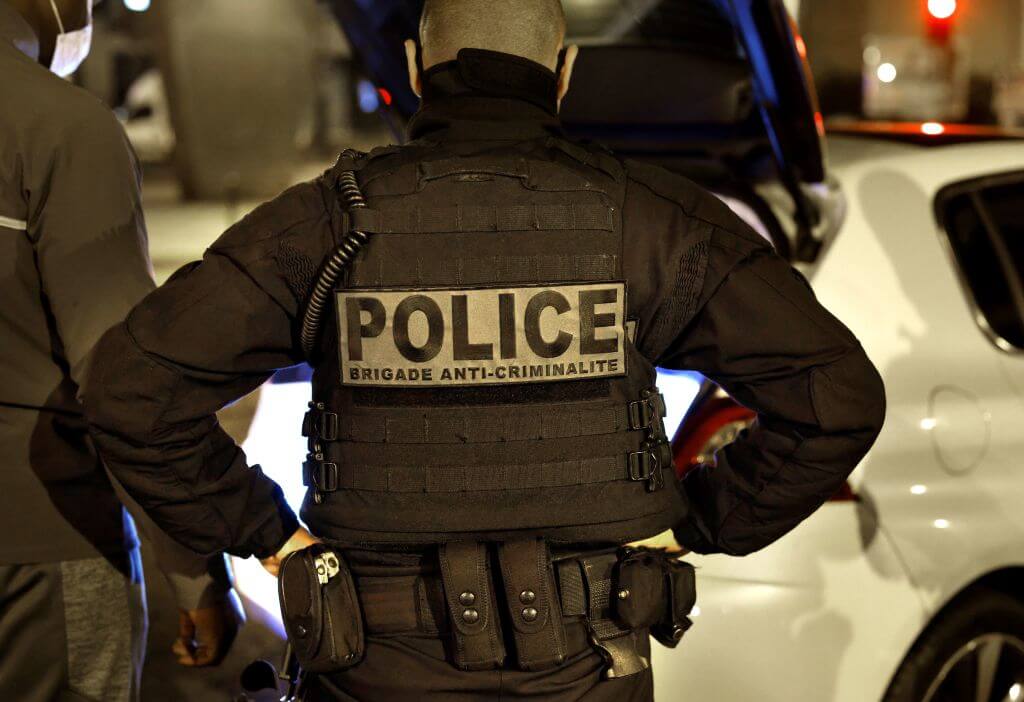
[83,0,886,700]
[0,1,243,699]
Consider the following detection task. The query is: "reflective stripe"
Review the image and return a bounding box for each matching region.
[0,215,28,231]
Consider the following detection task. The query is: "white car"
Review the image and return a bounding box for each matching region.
[656,130,1024,702]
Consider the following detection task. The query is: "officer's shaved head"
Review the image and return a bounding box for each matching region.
[419,0,567,70]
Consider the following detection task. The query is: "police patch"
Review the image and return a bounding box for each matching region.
[337,282,627,387]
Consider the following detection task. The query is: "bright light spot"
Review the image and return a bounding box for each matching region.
[690,605,702,617]
[655,369,703,442]
[877,63,898,83]
[921,122,946,135]
[911,484,928,495]
[933,518,951,529]
[123,0,151,11]
[377,87,393,106]
[863,46,881,65]
[356,79,380,114]
[928,0,957,20]
[1009,683,1021,701]
[794,35,807,59]
[920,417,938,431]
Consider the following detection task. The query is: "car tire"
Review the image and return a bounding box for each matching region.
[884,588,1024,702]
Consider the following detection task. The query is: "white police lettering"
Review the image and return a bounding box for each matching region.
[337,282,627,387]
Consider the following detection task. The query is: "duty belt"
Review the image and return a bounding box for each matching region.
[344,542,696,678]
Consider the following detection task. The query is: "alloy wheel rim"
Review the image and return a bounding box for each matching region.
[922,633,1024,702]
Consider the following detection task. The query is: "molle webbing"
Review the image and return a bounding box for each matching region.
[349,204,615,235]
[329,457,670,494]
[321,402,632,444]
[348,253,618,287]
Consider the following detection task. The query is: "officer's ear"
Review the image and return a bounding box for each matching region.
[557,45,579,111]
[404,39,422,98]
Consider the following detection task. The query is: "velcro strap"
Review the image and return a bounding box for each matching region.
[334,457,643,493]
[336,404,630,444]
[438,543,506,670]
[349,204,614,234]
[496,539,567,671]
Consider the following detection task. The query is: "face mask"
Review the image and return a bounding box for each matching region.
[48,0,92,77]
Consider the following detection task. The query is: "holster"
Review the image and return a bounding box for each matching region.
[278,545,365,674]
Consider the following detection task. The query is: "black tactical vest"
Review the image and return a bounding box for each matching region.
[300,139,688,546]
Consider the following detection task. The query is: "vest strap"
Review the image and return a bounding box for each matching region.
[314,403,632,445]
[330,455,671,493]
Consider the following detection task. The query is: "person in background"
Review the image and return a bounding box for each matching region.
[0,1,243,700]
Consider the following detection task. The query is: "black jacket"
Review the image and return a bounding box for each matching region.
[83,53,885,560]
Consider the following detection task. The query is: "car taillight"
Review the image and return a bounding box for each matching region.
[672,389,857,502]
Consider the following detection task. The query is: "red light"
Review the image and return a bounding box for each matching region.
[814,111,825,137]
[927,0,957,19]
[794,35,807,60]
[377,87,392,106]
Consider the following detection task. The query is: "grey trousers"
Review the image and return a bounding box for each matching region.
[0,549,147,702]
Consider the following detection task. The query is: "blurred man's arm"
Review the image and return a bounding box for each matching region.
[28,103,243,658]
[82,177,337,559]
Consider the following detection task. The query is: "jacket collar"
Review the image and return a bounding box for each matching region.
[0,2,40,62]
[407,49,564,143]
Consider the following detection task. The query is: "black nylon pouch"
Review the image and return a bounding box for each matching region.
[613,549,668,629]
[278,546,365,673]
[651,559,697,649]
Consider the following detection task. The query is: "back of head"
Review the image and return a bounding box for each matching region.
[420,0,566,71]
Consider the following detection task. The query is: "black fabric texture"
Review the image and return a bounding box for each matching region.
[82,48,885,562]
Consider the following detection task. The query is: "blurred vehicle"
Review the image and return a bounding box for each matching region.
[232,1,1024,700]
[668,127,1024,702]
[119,68,175,163]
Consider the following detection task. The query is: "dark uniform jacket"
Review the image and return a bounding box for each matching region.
[83,52,886,560]
[0,2,226,605]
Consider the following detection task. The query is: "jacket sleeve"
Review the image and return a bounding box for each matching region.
[29,104,242,600]
[657,220,886,557]
[82,179,337,559]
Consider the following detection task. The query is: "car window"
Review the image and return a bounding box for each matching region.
[937,172,1024,351]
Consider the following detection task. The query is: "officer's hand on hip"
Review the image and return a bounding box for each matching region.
[260,526,319,577]
[626,529,691,557]
[173,588,245,667]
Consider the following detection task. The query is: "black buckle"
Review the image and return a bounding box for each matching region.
[318,412,338,442]
[628,443,665,492]
[302,407,338,442]
[302,459,339,493]
[628,449,655,482]
[627,399,656,431]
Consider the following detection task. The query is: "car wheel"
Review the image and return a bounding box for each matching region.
[884,588,1024,702]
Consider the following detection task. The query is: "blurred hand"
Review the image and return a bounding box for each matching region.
[173,589,245,667]
[626,529,691,557]
[260,527,319,577]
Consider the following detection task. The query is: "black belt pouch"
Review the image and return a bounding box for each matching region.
[278,545,365,673]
